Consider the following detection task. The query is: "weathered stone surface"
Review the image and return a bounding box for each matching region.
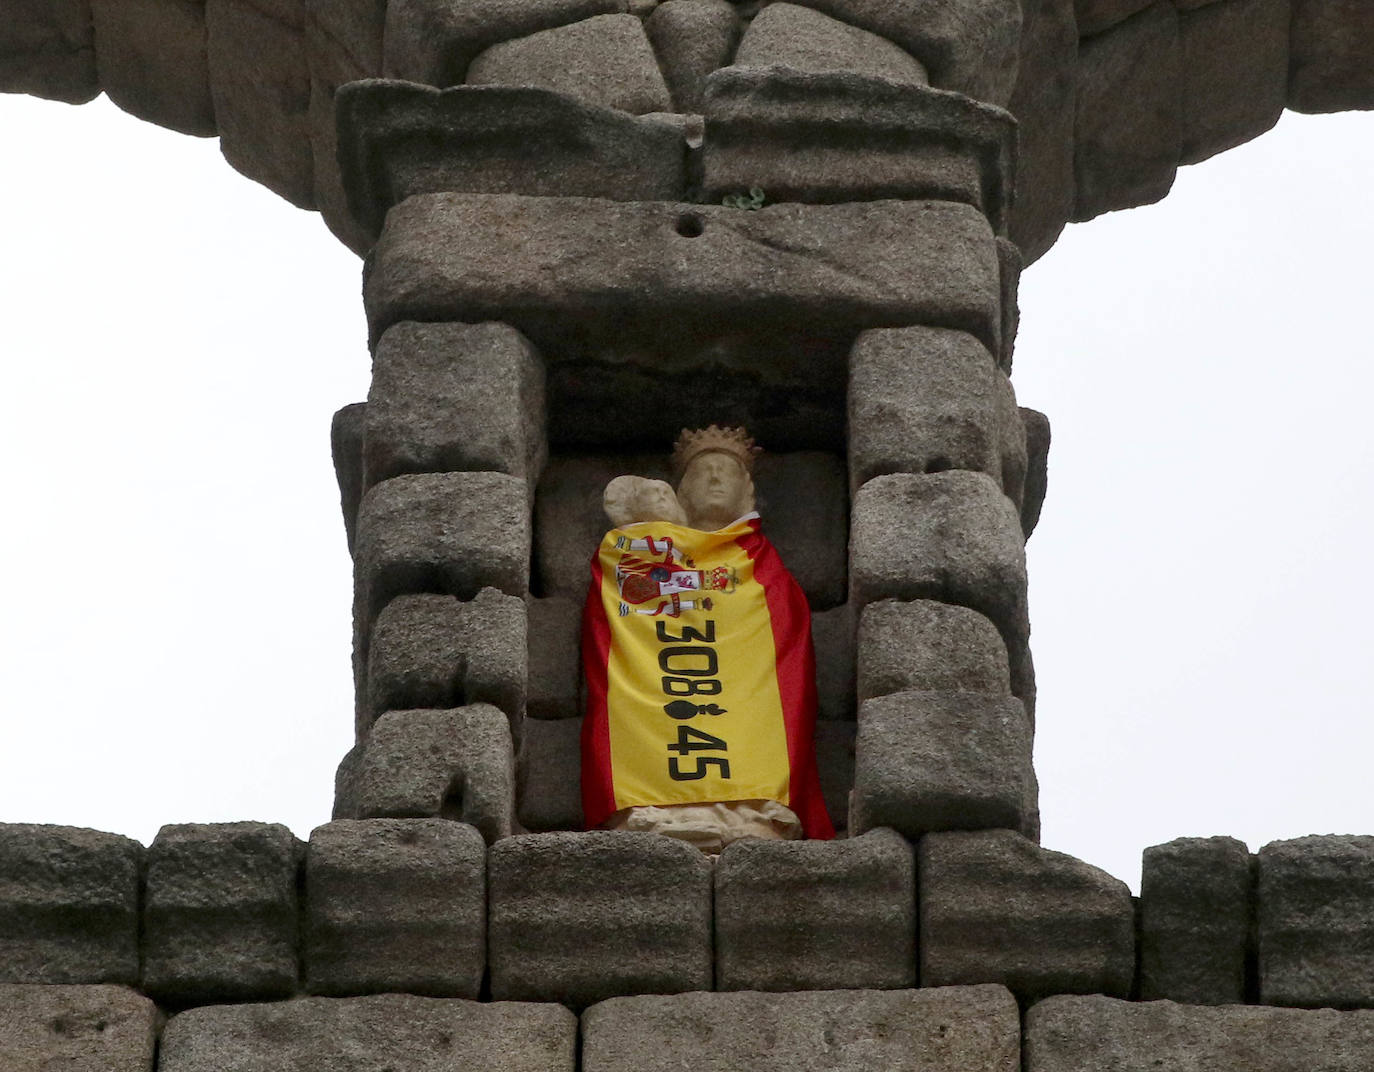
[644,0,739,112]
[353,471,530,631]
[1026,994,1374,1071]
[516,715,584,832]
[848,326,1002,493]
[527,596,582,720]
[304,819,485,997]
[467,15,671,114]
[920,829,1135,1000]
[366,191,1003,360]
[859,599,1010,700]
[995,236,1021,370]
[1179,0,1286,165]
[786,0,1020,102]
[1006,0,1076,263]
[1075,0,1151,36]
[735,3,928,84]
[0,0,97,103]
[1259,835,1374,1008]
[716,828,914,991]
[533,452,847,606]
[814,718,855,831]
[583,984,1020,1072]
[812,602,855,720]
[383,0,626,85]
[702,67,1014,234]
[994,367,1026,510]
[0,984,157,1071]
[1020,406,1050,538]
[161,993,577,1071]
[1073,1,1180,221]
[1140,835,1250,1004]
[0,825,140,985]
[850,471,1029,648]
[337,82,686,239]
[364,589,527,738]
[305,0,386,254]
[143,822,299,1004]
[206,0,315,208]
[852,690,1032,839]
[350,705,514,842]
[755,451,848,608]
[331,401,366,552]
[91,0,216,135]
[489,831,712,1007]
[1289,0,1374,113]
[365,321,546,490]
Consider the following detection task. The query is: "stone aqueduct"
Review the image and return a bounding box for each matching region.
[2,0,1372,1069]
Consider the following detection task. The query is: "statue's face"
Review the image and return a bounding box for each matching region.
[678,452,753,529]
[636,479,686,525]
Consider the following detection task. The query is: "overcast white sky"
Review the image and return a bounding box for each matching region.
[1,92,1371,891]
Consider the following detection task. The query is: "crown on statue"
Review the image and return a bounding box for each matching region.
[672,425,761,477]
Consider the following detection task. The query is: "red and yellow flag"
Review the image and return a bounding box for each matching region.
[581,514,833,839]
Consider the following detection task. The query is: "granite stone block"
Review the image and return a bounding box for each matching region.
[353,471,530,630]
[735,3,928,84]
[351,705,515,843]
[1020,407,1050,538]
[715,828,915,991]
[701,67,1014,234]
[1026,994,1374,1072]
[848,326,1002,493]
[143,822,300,1004]
[1005,0,1076,262]
[0,984,157,1072]
[516,715,584,832]
[364,193,1003,360]
[1259,835,1374,1008]
[383,0,626,85]
[0,824,141,984]
[784,0,1021,103]
[1140,835,1251,1004]
[206,0,315,207]
[336,82,686,239]
[920,829,1135,1000]
[852,690,1033,839]
[364,589,527,738]
[644,0,739,112]
[1073,2,1181,221]
[858,599,1011,701]
[304,819,485,997]
[91,0,216,135]
[466,15,672,114]
[160,993,577,1071]
[365,321,546,491]
[488,831,712,1007]
[0,0,97,103]
[1075,0,1151,36]
[850,471,1029,648]
[526,596,582,720]
[1289,0,1374,113]
[811,602,856,720]
[582,984,1020,1072]
[331,401,366,552]
[1179,0,1287,164]
[995,235,1021,369]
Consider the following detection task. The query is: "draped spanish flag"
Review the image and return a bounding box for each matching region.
[581,513,833,839]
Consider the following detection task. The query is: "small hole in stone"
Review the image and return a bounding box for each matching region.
[925,457,953,474]
[675,213,704,238]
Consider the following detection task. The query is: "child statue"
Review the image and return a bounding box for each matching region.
[581,426,834,853]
